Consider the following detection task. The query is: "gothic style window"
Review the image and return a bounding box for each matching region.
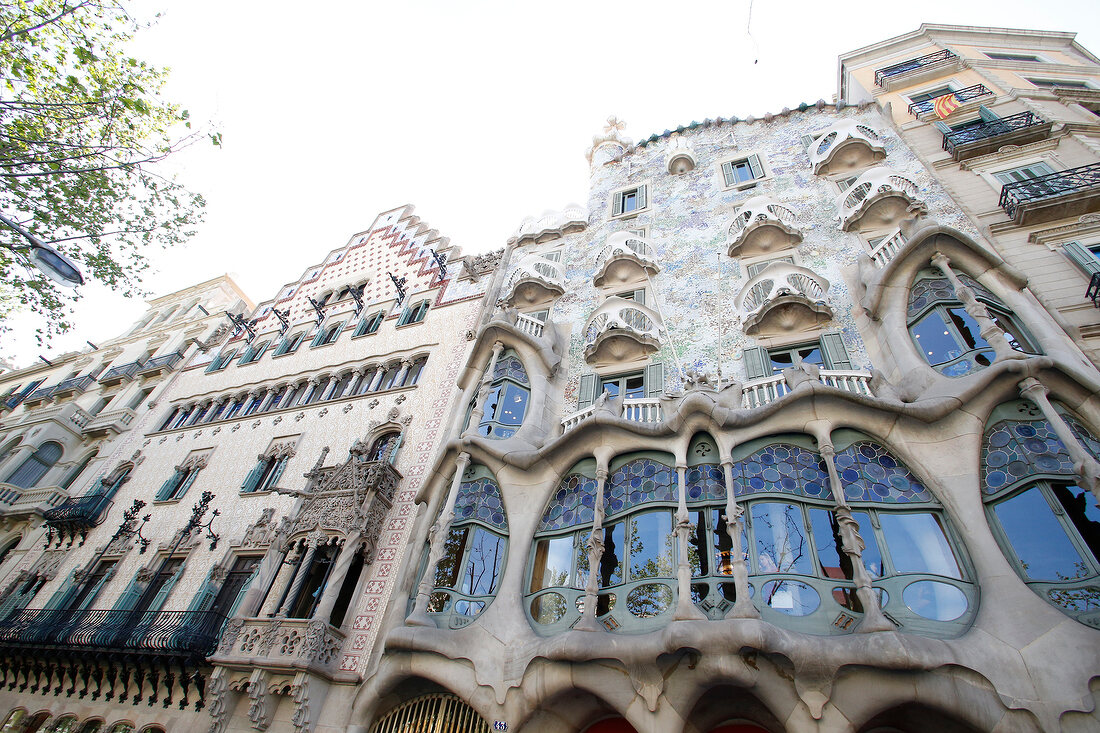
[354,310,385,337]
[403,356,428,386]
[468,350,530,439]
[241,454,288,493]
[156,464,202,502]
[398,301,429,326]
[5,441,62,489]
[368,432,403,464]
[982,400,1100,628]
[425,464,508,627]
[907,269,1036,377]
[526,436,974,636]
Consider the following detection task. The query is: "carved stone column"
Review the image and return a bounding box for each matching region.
[673,464,705,620]
[407,452,471,626]
[301,379,321,406]
[1020,377,1100,504]
[312,534,358,622]
[575,466,609,632]
[350,368,370,396]
[394,359,413,388]
[259,542,303,617]
[721,459,758,618]
[277,534,324,617]
[931,252,1024,362]
[319,376,339,401]
[189,400,213,425]
[819,442,894,632]
[239,543,290,618]
[367,368,388,393]
[464,341,505,438]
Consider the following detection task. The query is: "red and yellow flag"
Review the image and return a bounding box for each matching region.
[933,93,961,119]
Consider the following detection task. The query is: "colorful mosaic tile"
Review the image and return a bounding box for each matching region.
[453,476,508,530]
[907,274,1000,319]
[493,353,529,385]
[686,464,726,502]
[982,419,1075,493]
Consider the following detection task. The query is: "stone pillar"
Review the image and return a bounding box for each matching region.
[721,459,758,618]
[673,464,705,620]
[931,252,1024,362]
[300,379,320,406]
[189,400,213,425]
[394,360,413,388]
[1020,377,1100,504]
[277,534,323,617]
[464,341,505,438]
[407,452,471,626]
[819,441,894,632]
[313,534,358,622]
[258,542,302,617]
[318,376,338,401]
[575,466,609,632]
[259,389,281,412]
[239,543,289,618]
[367,368,387,393]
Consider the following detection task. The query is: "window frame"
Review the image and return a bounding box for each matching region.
[354,310,385,337]
[397,301,429,327]
[718,153,767,189]
[610,183,650,219]
[310,320,345,348]
[238,339,270,366]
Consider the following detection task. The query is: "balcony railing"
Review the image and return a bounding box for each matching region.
[51,375,95,398]
[999,163,1100,220]
[742,370,874,408]
[0,485,68,515]
[942,111,1048,154]
[736,262,830,320]
[504,255,565,306]
[0,608,225,657]
[137,351,184,377]
[594,233,660,286]
[211,617,345,675]
[908,84,992,116]
[583,298,663,363]
[868,229,906,269]
[21,385,57,407]
[806,120,885,175]
[514,312,545,339]
[43,490,112,527]
[98,360,145,385]
[82,406,136,439]
[561,398,662,434]
[836,167,922,231]
[875,49,958,87]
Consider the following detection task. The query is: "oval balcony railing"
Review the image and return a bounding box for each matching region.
[727,196,802,257]
[867,228,906,269]
[510,205,588,244]
[504,255,565,307]
[835,167,923,232]
[736,262,831,324]
[594,232,659,287]
[583,297,664,364]
[807,120,886,175]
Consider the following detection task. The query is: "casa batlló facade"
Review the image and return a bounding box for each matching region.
[0,22,1099,733]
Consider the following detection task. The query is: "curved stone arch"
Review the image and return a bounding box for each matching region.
[355,668,496,732]
[103,719,138,733]
[677,682,786,733]
[516,683,642,733]
[73,716,105,733]
[4,439,64,489]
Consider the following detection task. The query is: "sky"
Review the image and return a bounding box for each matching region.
[4,0,1100,367]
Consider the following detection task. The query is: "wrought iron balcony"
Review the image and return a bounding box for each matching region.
[594,232,659,287]
[908,84,992,117]
[137,351,184,378]
[727,196,802,257]
[736,262,832,336]
[942,112,1051,161]
[43,490,113,543]
[0,608,225,708]
[98,359,145,387]
[583,297,663,365]
[50,375,95,399]
[999,162,1100,225]
[806,120,885,175]
[20,385,58,408]
[875,49,959,88]
[835,167,923,232]
[504,255,565,307]
[1088,273,1100,307]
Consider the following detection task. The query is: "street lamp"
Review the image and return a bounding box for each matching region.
[0,212,85,288]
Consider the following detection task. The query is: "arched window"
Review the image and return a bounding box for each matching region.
[45,716,77,733]
[466,349,530,439]
[402,356,428,386]
[5,441,63,489]
[367,432,402,464]
[0,537,18,568]
[423,464,508,628]
[981,400,1100,628]
[371,693,489,733]
[907,269,1036,377]
[527,435,974,636]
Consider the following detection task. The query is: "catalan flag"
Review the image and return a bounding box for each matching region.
[933,93,961,119]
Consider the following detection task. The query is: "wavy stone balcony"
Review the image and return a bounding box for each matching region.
[807,120,886,175]
[727,197,803,258]
[735,262,832,336]
[835,167,924,232]
[504,256,565,308]
[509,205,588,245]
[82,407,136,440]
[594,232,660,288]
[561,397,663,433]
[583,297,664,365]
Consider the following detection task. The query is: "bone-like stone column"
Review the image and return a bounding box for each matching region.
[463,341,505,438]
[673,464,706,620]
[931,251,1025,362]
[407,452,471,626]
[575,466,609,632]
[721,459,759,619]
[1019,377,1100,504]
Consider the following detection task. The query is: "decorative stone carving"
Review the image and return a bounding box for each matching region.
[217,618,245,656]
[241,508,278,548]
[207,669,230,733]
[247,669,273,731]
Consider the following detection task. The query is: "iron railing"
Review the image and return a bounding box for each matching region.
[999,163,1100,219]
[908,84,992,116]
[23,385,57,404]
[942,112,1047,153]
[51,375,95,395]
[1088,273,1100,307]
[43,491,112,526]
[875,49,957,87]
[0,608,226,658]
[98,360,144,384]
[137,351,184,375]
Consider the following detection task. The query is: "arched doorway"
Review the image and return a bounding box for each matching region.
[371,693,489,733]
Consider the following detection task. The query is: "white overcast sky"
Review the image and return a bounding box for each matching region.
[4,1,1100,367]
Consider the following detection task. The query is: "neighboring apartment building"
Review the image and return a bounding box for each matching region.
[354,29,1100,733]
[0,206,499,733]
[838,23,1100,365]
[0,276,251,600]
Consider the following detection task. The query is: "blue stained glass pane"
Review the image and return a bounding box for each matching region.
[836,442,933,503]
[981,418,1083,493]
[608,458,676,516]
[453,477,508,530]
[537,474,598,532]
[492,354,529,385]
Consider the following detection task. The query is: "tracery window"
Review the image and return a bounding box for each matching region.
[466,350,530,439]
[424,464,508,628]
[981,400,1100,628]
[526,434,974,636]
[907,269,1036,377]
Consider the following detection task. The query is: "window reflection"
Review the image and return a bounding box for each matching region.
[879,513,961,578]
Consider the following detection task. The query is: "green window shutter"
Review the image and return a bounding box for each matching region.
[176,468,200,499]
[75,571,113,610]
[186,568,220,612]
[636,185,647,210]
[1061,241,1100,277]
[820,331,853,370]
[111,578,143,611]
[241,461,265,493]
[933,121,951,134]
[747,154,764,179]
[156,470,181,501]
[721,161,734,186]
[577,374,596,410]
[146,566,183,614]
[267,456,287,487]
[612,191,624,216]
[645,362,665,398]
[44,569,79,610]
[978,105,999,122]
[311,328,326,347]
[743,346,770,380]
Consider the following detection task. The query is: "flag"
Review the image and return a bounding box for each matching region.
[933,93,961,119]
